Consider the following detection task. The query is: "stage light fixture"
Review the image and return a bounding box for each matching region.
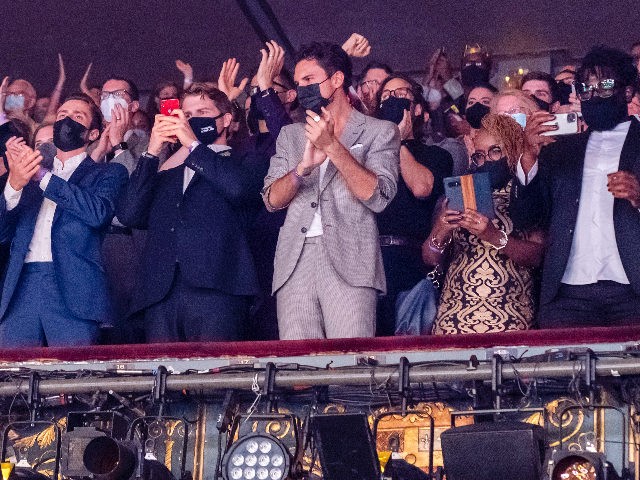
[549,451,621,480]
[222,433,290,480]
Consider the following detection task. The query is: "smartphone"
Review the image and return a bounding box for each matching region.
[444,172,495,219]
[541,112,579,136]
[160,98,180,116]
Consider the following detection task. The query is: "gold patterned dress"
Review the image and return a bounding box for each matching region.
[433,182,536,334]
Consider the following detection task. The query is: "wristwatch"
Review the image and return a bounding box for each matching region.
[106,142,129,161]
[112,142,129,152]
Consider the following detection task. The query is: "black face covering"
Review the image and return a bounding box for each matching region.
[189,115,223,144]
[247,95,265,135]
[475,157,512,190]
[556,81,573,105]
[465,102,490,129]
[461,65,490,88]
[378,97,411,125]
[296,80,334,114]
[581,95,629,131]
[53,117,88,152]
[531,95,551,112]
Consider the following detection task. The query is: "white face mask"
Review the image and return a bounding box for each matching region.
[100,96,129,122]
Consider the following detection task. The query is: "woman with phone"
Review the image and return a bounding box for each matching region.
[422,114,545,335]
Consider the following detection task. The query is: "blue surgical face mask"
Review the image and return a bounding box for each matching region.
[4,94,25,112]
[509,112,527,129]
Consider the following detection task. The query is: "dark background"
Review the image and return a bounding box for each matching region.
[1,0,639,96]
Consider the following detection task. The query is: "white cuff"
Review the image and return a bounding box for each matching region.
[39,171,53,191]
[189,140,201,153]
[516,158,539,185]
[3,181,22,211]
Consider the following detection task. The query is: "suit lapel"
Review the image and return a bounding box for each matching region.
[52,157,94,225]
[618,117,640,172]
[320,109,365,193]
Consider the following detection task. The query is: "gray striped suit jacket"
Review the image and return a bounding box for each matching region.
[262,108,400,295]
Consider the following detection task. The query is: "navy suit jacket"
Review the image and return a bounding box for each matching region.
[0,158,128,322]
[117,145,261,316]
[510,117,640,305]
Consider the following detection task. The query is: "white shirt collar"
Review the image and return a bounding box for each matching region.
[207,143,231,153]
[53,151,87,173]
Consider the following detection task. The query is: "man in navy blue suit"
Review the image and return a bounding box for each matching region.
[118,83,260,343]
[0,95,128,347]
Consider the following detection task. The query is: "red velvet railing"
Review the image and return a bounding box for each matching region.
[1,326,640,363]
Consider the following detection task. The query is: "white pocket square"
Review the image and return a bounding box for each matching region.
[350,143,363,150]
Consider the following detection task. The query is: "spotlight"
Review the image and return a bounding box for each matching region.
[221,413,301,480]
[549,451,620,480]
[222,433,290,480]
[82,436,176,480]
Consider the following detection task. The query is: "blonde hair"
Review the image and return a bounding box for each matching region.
[479,113,525,171]
[489,89,539,115]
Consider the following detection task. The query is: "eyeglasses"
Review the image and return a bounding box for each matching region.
[574,79,617,101]
[358,79,380,93]
[380,87,414,101]
[470,144,503,167]
[100,89,131,101]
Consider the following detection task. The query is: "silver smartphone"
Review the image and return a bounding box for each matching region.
[541,112,580,136]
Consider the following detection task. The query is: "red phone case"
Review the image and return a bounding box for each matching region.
[160,98,180,116]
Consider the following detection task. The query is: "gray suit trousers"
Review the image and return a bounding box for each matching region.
[276,236,377,340]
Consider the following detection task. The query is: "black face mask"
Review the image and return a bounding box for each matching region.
[556,81,572,105]
[465,102,490,129]
[461,65,490,88]
[475,157,512,190]
[581,95,629,131]
[378,97,411,125]
[53,117,88,152]
[296,79,334,114]
[531,95,551,112]
[189,115,224,144]
[247,94,265,135]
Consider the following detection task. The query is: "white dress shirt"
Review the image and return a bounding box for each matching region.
[517,121,631,285]
[3,152,86,263]
[305,158,330,237]
[183,143,231,193]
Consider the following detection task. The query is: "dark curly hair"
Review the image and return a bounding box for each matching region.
[577,46,638,93]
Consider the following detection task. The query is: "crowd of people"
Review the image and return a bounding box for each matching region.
[0,34,639,347]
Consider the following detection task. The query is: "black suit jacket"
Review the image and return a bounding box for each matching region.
[117,145,261,315]
[510,117,640,305]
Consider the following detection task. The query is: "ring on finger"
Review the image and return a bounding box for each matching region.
[313,115,321,122]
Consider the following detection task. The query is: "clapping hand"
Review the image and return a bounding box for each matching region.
[175,59,194,87]
[5,137,42,190]
[217,58,248,101]
[304,107,336,152]
[256,41,285,91]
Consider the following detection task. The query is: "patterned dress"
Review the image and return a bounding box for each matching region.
[433,182,536,334]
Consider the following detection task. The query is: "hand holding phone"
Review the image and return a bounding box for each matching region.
[541,112,579,136]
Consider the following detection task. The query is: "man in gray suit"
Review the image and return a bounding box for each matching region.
[263,42,400,340]
[97,77,149,342]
